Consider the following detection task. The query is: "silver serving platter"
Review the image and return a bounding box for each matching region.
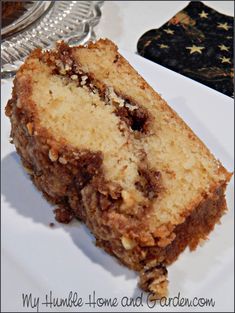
[1,1,103,77]
[2,1,53,38]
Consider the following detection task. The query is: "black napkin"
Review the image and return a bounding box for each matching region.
[137,1,234,97]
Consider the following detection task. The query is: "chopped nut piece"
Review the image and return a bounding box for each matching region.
[157,232,176,247]
[65,64,71,72]
[71,74,78,80]
[26,122,33,135]
[121,236,136,250]
[81,75,88,81]
[59,156,67,164]
[16,100,22,108]
[121,190,135,208]
[49,149,58,162]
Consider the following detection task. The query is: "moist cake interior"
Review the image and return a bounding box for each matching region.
[25,43,228,231]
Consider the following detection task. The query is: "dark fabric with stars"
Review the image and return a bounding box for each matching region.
[137,1,233,97]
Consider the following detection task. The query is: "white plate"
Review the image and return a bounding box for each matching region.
[1,50,234,312]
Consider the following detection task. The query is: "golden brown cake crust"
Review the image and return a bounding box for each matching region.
[5,40,231,298]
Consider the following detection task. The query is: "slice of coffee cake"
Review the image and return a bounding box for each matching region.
[5,39,231,298]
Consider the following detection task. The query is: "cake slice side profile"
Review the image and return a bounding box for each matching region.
[5,39,232,298]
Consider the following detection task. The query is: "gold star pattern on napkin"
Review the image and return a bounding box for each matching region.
[137,1,233,97]
[217,22,231,31]
[220,56,231,64]
[159,44,169,49]
[186,45,205,54]
[199,10,208,18]
[163,28,174,35]
[218,44,230,51]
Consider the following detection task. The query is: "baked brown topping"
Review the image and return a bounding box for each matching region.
[74,152,103,189]
[139,264,168,299]
[135,167,162,199]
[114,104,150,133]
[54,207,74,224]
[89,176,123,212]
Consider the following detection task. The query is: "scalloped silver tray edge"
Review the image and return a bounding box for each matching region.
[1,1,103,77]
